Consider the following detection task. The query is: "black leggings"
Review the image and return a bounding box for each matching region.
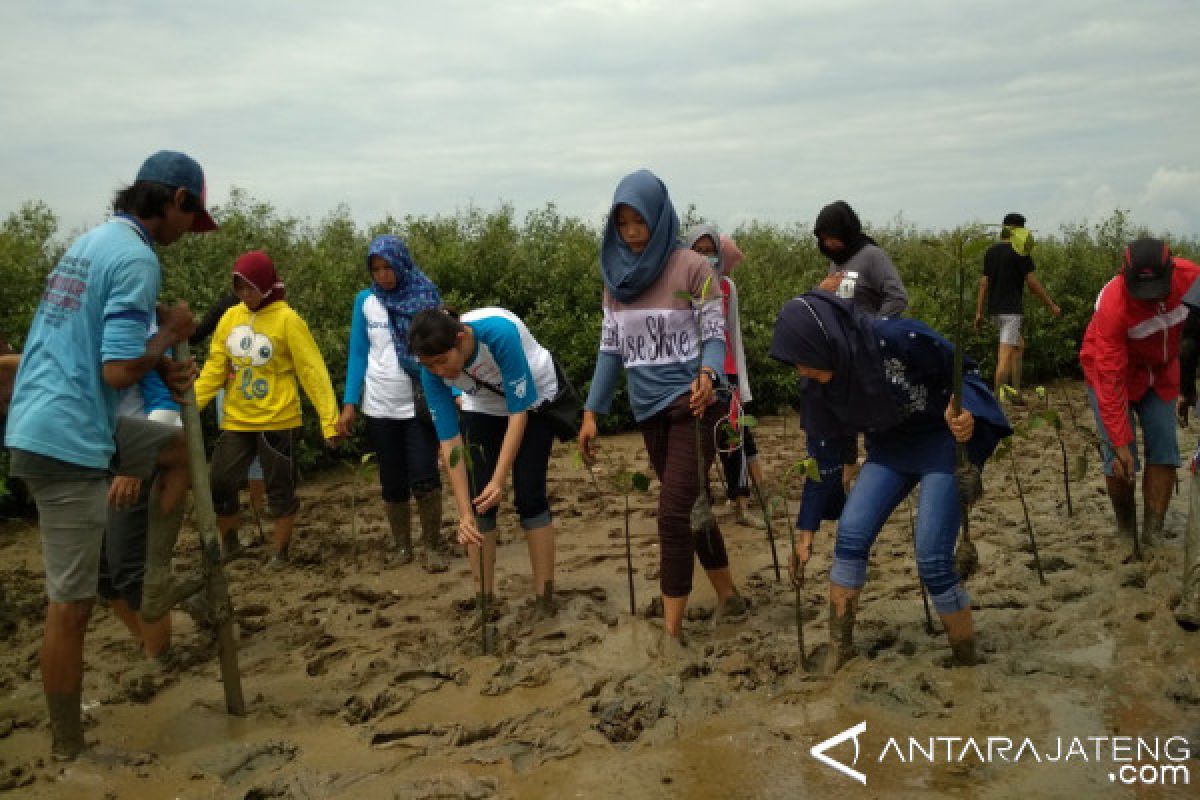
[460,411,555,532]
[364,415,441,502]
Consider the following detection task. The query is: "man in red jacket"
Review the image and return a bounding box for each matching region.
[1080,239,1200,552]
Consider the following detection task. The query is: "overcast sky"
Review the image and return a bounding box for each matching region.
[2,0,1198,239]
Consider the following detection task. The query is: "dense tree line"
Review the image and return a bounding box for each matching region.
[1,190,1195,482]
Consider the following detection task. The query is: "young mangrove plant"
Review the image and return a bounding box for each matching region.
[348,452,375,563]
[1033,386,1074,516]
[995,423,1048,585]
[719,411,782,581]
[576,447,650,615]
[450,438,493,654]
[674,276,719,545]
[775,455,822,671]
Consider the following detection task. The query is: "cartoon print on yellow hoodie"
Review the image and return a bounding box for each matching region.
[195,300,339,439]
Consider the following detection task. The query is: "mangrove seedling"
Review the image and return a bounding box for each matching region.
[577,447,650,615]
[673,279,719,544]
[450,439,493,654]
[995,432,1047,584]
[776,455,822,671]
[1032,386,1074,516]
[348,452,375,546]
[935,225,993,583]
[612,464,651,616]
[906,496,939,635]
[720,412,782,581]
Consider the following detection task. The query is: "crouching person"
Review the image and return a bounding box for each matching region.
[1080,239,1199,554]
[770,290,1010,671]
[410,307,560,616]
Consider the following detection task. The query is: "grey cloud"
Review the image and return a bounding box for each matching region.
[0,0,1197,238]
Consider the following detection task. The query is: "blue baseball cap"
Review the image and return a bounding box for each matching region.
[135,150,217,232]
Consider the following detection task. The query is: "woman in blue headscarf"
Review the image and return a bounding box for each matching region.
[337,235,447,571]
[770,290,1011,671]
[579,169,747,655]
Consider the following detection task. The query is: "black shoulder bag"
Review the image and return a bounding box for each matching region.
[472,357,582,443]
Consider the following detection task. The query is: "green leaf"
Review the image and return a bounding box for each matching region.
[571,448,584,468]
[1035,386,1047,400]
[449,446,462,468]
[789,457,820,482]
[673,290,693,302]
[804,459,821,481]
[740,413,759,429]
[631,472,651,492]
[1027,414,1047,431]
[700,274,713,302]
[1042,409,1062,429]
[999,385,1019,402]
[360,453,374,465]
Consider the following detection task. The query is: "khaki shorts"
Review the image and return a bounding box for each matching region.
[992,314,1023,347]
[22,473,109,603]
[113,416,181,480]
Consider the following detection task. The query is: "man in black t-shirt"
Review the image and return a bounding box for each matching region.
[973,212,1061,395]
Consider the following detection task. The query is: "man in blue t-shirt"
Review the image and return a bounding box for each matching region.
[4,150,216,761]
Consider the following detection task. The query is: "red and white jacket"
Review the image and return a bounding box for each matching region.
[1080,258,1200,447]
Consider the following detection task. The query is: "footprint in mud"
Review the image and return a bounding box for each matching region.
[468,726,582,773]
[392,773,500,799]
[0,763,35,792]
[592,691,668,744]
[195,739,299,784]
[305,648,348,677]
[482,657,561,696]
[1036,555,1073,574]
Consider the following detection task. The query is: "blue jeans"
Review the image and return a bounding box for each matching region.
[830,461,970,614]
[1086,387,1180,476]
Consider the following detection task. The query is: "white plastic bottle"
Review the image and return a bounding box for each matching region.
[837,271,859,300]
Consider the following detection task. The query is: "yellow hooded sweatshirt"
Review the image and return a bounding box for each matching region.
[195,301,339,439]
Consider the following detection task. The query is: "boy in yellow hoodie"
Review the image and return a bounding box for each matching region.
[195,250,340,567]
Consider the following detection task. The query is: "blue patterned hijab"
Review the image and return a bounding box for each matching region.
[367,235,442,374]
[600,169,680,303]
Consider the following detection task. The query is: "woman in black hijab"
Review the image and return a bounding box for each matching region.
[771,290,1010,671]
[813,201,909,318]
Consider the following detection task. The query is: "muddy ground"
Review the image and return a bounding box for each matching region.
[0,382,1198,798]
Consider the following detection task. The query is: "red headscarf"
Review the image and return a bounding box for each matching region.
[232,250,286,309]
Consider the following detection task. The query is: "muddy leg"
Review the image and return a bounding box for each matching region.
[1141,465,1175,548]
[824,583,860,674]
[939,607,977,666]
[1178,469,1200,631]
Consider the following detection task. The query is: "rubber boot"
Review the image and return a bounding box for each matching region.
[1178,472,1200,631]
[141,479,187,623]
[385,501,413,565]
[1142,509,1165,551]
[46,691,84,761]
[535,580,557,618]
[940,608,978,667]
[1110,491,1137,541]
[416,490,447,573]
[823,601,856,675]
